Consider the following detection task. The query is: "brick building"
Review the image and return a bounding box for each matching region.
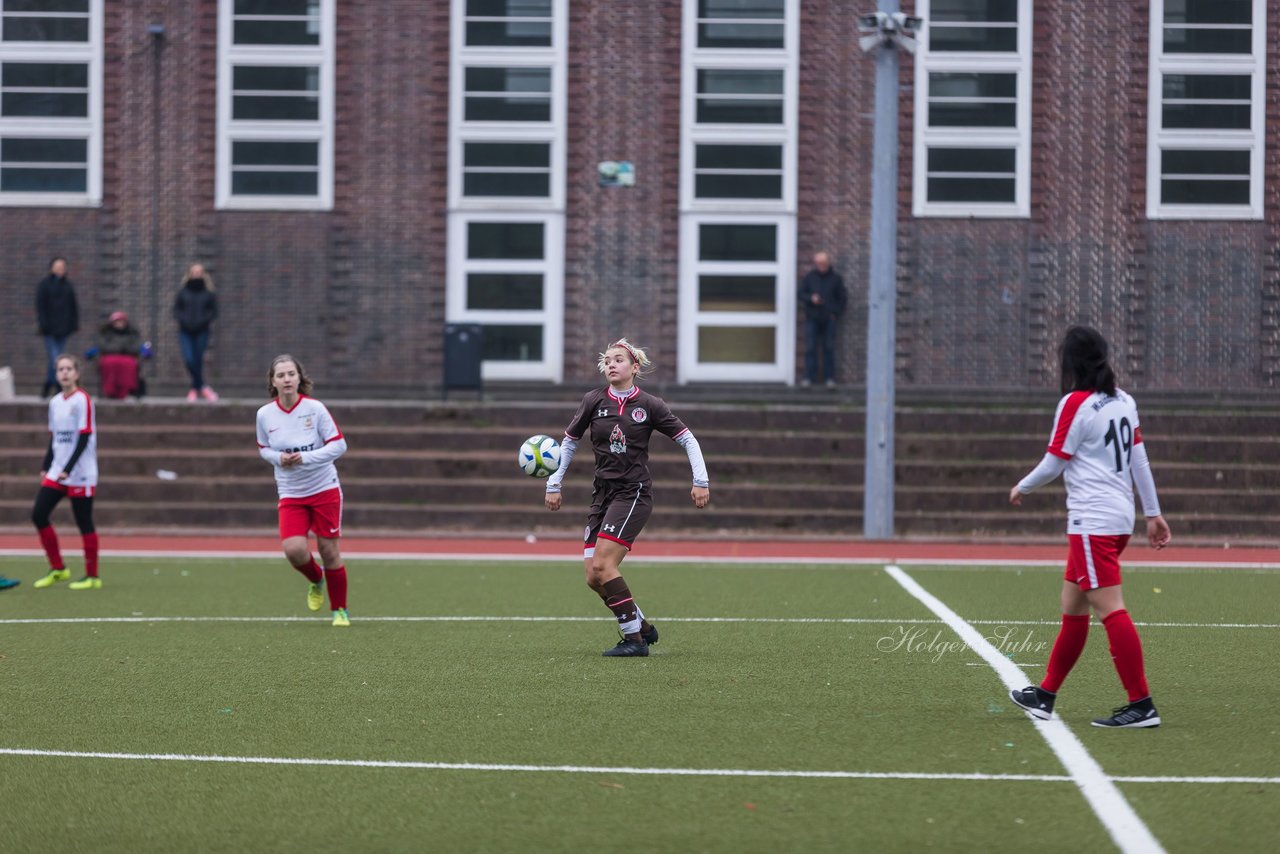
[0,0,1276,396]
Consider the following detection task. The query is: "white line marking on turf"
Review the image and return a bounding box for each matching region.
[0,615,1273,629]
[4,547,1280,570]
[0,748,1275,786]
[885,565,1166,854]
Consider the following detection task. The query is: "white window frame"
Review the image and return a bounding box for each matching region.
[445,211,565,382]
[678,0,797,384]
[446,0,567,382]
[678,213,796,383]
[0,0,102,207]
[1147,0,1265,220]
[215,0,335,211]
[912,0,1032,218]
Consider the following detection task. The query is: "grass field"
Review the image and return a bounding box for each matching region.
[1,554,1277,852]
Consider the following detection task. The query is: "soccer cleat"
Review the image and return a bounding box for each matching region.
[0,576,20,590]
[34,568,71,589]
[641,623,659,646]
[306,581,325,612]
[332,608,350,627]
[1091,698,1161,729]
[1009,686,1056,720]
[602,638,649,657]
[68,576,102,590]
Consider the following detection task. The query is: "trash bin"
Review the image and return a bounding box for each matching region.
[442,323,483,399]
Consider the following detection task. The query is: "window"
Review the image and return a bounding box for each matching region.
[216,0,334,210]
[1148,0,1264,219]
[463,0,552,48]
[0,0,100,206]
[912,0,1032,217]
[696,0,784,49]
[679,0,797,383]
[447,0,566,381]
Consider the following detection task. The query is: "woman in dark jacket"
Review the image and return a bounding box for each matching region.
[173,263,219,402]
[96,311,142,399]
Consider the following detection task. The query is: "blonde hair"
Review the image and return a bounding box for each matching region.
[267,354,314,398]
[182,264,215,293]
[597,338,652,376]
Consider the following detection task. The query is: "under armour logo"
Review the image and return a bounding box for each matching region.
[603,524,617,532]
[597,408,609,417]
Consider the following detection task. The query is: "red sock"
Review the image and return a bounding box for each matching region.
[1102,609,1150,702]
[82,532,99,578]
[324,566,347,610]
[1041,613,1090,693]
[291,557,323,584]
[37,525,64,570]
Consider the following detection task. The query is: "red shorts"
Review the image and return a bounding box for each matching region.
[278,487,343,540]
[1065,533,1130,590]
[41,478,95,498]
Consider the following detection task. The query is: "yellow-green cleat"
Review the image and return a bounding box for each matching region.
[332,608,350,627]
[307,581,324,612]
[69,576,102,590]
[33,569,71,589]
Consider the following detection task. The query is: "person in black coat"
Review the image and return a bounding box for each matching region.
[173,263,219,402]
[35,257,79,397]
[797,251,847,387]
[96,311,143,399]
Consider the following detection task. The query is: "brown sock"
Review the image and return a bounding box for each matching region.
[601,576,642,640]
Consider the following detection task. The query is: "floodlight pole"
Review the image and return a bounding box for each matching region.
[862,1,903,540]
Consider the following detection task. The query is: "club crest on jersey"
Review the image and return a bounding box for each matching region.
[302,415,313,429]
[609,424,627,454]
[631,407,647,423]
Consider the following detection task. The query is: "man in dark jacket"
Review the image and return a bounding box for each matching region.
[797,251,847,387]
[35,257,79,397]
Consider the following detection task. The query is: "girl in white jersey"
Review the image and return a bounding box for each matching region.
[1008,326,1171,729]
[32,354,102,590]
[255,355,351,627]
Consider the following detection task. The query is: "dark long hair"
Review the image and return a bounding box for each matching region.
[1060,325,1116,396]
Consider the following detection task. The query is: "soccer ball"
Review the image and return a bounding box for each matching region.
[519,434,561,478]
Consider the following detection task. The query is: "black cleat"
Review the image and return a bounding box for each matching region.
[641,623,659,646]
[1091,697,1161,729]
[1009,685,1056,720]
[602,638,649,657]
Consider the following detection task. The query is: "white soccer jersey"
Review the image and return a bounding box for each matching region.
[47,388,98,487]
[1044,388,1146,534]
[255,396,347,499]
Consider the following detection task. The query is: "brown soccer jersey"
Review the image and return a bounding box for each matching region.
[563,386,689,485]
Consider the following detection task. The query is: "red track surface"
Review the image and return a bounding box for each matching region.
[1,534,1276,564]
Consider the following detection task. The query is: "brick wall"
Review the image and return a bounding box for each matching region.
[1,1,1277,396]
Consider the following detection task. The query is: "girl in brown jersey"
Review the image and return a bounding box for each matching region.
[544,339,710,657]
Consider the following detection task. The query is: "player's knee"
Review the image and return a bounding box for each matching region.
[31,510,49,528]
[282,542,308,565]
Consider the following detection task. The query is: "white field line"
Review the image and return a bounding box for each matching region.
[885,565,1166,854]
[3,548,1280,570]
[0,614,1274,629]
[0,748,1276,786]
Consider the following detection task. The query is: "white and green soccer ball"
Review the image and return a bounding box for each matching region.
[519,434,561,478]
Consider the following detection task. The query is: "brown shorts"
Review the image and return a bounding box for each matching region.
[583,480,652,552]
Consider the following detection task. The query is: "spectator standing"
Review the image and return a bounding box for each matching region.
[96,310,142,399]
[797,251,847,388]
[173,263,219,402]
[35,257,79,397]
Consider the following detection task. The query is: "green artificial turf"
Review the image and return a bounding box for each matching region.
[0,556,1276,852]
